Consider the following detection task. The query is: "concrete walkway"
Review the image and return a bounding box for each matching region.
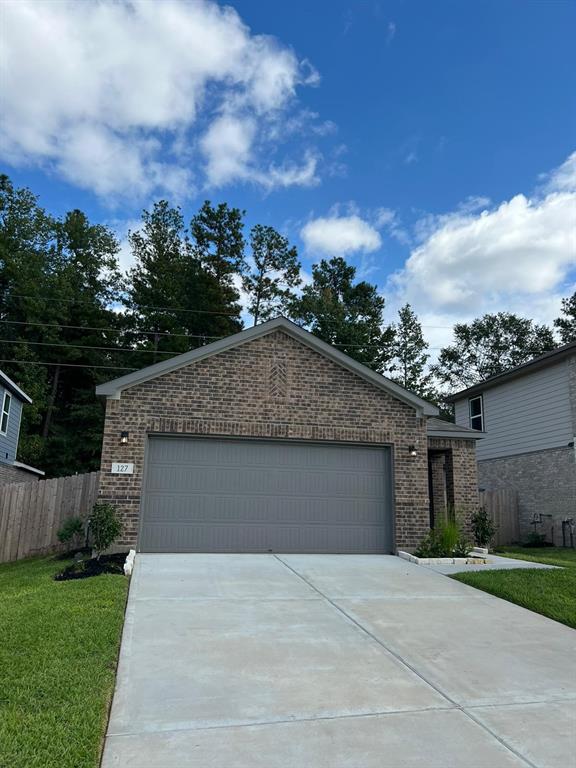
[102,554,576,768]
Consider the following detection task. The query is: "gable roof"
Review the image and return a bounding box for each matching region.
[0,368,32,404]
[96,316,438,416]
[426,416,483,440]
[446,339,576,402]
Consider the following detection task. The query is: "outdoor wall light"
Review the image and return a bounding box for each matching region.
[408,444,418,457]
[120,431,129,445]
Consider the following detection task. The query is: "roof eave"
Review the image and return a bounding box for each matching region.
[427,429,484,440]
[447,341,576,402]
[0,370,33,403]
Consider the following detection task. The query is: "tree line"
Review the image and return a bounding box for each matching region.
[1,175,574,477]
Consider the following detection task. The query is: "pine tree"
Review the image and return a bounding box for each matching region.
[289,256,394,372]
[389,304,431,395]
[127,201,242,369]
[0,177,126,474]
[243,225,301,325]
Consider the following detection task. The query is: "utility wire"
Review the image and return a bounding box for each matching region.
[3,294,455,328]
[0,338,185,355]
[0,319,221,340]
[0,359,136,371]
[0,337,444,352]
[6,294,240,317]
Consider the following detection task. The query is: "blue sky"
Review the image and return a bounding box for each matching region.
[2,0,575,348]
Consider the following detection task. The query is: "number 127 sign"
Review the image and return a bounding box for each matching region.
[111,462,134,475]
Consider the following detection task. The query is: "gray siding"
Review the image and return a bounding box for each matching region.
[0,386,23,465]
[454,359,573,460]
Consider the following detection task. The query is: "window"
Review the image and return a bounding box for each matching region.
[1,393,11,434]
[469,395,483,431]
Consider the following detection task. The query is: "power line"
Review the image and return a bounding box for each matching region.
[4,294,456,328]
[7,294,240,317]
[0,359,136,371]
[0,319,222,340]
[0,335,444,353]
[0,338,189,355]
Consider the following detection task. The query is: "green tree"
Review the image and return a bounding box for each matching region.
[389,303,432,395]
[127,201,242,368]
[554,292,576,344]
[243,225,301,325]
[0,177,126,475]
[432,312,556,390]
[0,175,55,464]
[190,200,246,283]
[289,256,394,371]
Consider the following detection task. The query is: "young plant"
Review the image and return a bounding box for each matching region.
[56,517,84,550]
[89,503,122,560]
[471,507,498,548]
[414,516,472,558]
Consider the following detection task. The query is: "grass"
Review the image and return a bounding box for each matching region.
[452,547,576,629]
[0,555,129,768]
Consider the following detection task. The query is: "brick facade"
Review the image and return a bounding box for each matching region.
[98,329,476,551]
[478,447,576,542]
[427,437,480,535]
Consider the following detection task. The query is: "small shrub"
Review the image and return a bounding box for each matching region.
[57,516,84,548]
[453,535,472,557]
[89,503,122,559]
[471,507,498,548]
[415,516,472,558]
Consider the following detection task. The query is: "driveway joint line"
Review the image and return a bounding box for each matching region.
[273,555,539,768]
[107,704,460,738]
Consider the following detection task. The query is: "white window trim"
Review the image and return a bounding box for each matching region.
[1,392,11,436]
[468,394,484,431]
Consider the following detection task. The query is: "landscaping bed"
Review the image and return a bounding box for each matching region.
[54,552,128,581]
[0,555,129,768]
[452,547,576,629]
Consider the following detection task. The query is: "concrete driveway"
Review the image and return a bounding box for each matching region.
[102,554,575,768]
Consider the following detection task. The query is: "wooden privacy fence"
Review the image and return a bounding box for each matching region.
[479,488,520,546]
[0,471,100,564]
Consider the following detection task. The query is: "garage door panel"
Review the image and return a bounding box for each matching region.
[146,465,386,497]
[144,494,386,525]
[140,521,388,554]
[139,438,392,553]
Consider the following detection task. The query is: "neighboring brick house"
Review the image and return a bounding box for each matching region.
[0,369,44,484]
[96,317,480,553]
[449,340,576,542]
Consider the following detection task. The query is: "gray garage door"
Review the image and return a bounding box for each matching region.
[139,437,393,553]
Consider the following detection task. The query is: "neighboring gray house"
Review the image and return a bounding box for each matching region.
[449,341,576,542]
[0,369,44,484]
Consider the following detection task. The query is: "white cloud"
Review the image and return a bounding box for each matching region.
[301,214,382,257]
[541,150,576,194]
[390,152,576,332]
[200,115,256,187]
[0,0,325,201]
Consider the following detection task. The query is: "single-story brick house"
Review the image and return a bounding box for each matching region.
[96,317,481,553]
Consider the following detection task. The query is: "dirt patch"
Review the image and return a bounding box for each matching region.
[54,552,128,581]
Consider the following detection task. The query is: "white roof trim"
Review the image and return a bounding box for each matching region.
[96,316,438,416]
[12,461,45,476]
[0,369,32,403]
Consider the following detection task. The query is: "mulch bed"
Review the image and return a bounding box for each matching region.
[54,552,128,581]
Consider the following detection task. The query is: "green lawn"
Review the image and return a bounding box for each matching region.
[0,556,128,768]
[452,547,576,629]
